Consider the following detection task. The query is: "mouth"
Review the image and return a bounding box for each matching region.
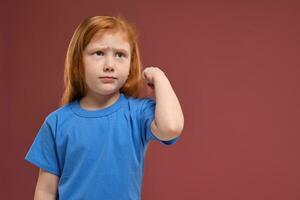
[99,76,117,79]
[99,76,117,83]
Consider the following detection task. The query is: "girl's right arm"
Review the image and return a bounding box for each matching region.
[34,168,59,200]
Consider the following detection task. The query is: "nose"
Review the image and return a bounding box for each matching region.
[103,55,115,72]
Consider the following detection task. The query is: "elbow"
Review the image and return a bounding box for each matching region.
[170,118,184,136]
[162,122,184,139]
[169,125,183,138]
[154,117,184,140]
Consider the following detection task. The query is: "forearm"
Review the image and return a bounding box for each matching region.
[153,73,184,137]
[34,190,57,200]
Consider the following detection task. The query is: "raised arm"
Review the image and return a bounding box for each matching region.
[142,66,184,141]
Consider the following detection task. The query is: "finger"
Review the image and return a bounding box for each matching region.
[142,70,146,80]
[142,70,148,80]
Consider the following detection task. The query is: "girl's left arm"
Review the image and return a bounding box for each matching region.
[143,67,184,141]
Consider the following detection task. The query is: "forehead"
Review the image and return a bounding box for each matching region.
[86,31,130,51]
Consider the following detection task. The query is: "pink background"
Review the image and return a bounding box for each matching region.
[2,0,300,199]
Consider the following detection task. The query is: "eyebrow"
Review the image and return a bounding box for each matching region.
[88,46,129,54]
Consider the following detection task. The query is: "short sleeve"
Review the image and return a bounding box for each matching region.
[140,98,180,145]
[24,118,61,176]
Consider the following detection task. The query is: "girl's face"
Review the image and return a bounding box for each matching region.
[82,31,131,97]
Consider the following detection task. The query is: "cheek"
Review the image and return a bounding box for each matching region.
[83,66,97,84]
[84,59,100,72]
[84,59,97,68]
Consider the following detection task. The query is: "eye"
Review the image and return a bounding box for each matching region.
[115,52,125,58]
[93,51,104,56]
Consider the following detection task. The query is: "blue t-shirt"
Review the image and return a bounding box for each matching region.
[25,93,180,199]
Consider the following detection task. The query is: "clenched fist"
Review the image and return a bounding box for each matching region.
[142,66,166,89]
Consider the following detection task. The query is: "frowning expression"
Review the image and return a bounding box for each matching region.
[82,31,131,96]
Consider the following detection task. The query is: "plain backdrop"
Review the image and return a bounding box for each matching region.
[1,0,300,199]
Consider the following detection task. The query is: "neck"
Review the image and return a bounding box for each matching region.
[79,92,120,111]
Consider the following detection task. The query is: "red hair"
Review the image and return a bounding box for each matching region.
[60,15,145,106]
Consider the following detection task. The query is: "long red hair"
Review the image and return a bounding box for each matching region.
[60,15,145,106]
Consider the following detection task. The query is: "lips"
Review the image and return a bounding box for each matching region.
[99,76,117,83]
[99,76,117,79]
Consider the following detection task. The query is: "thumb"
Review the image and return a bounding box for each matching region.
[142,70,149,81]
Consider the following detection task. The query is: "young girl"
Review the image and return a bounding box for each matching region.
[25,15,184,200]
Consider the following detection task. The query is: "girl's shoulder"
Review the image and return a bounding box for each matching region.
[43,101,76,125]
[124,94,156,112]
[125,93,155,102]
